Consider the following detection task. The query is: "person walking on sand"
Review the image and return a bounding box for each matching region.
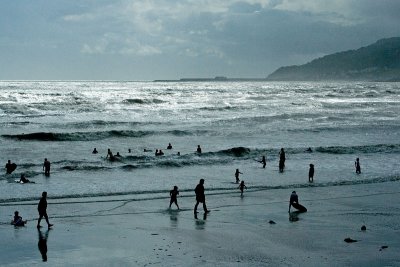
[43,158,51,176]
[169,186,180,210]
[194,179,209,213]
[37,192,53,229]
[355,158,361,174]
[238,180,247,197]
[308,164,314,182]
[235,169,243,183]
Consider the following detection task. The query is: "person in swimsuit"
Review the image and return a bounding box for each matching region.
[43,158,51,176]
[169,186,180,209]
[308,164,314,182]
[355,158,361,174]
[235,169,243,183]
[12,211,27,226]
[238,180,247,197]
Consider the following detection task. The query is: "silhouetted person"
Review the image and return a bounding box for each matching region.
[279,148,286,172]
[308,164,314,182]
[12,211,27,226]
[167,143,173,149]
[235,169,242,183]
[43,158,51,176]
[169,186,180,210]
[128,148,131,153]
[355,158,361,174]
[37,191,53,229]
[196,145,202,153]
[194,179,209,213]
[259,156,266,168]
[20,173,30,183]
[288,191,299,212]
[306,147,313,153]
[106,149,115,161]
[92,148,98,154]
[38,229,49,262]
[5,159,16,174]
[115,152,121,157]
[238,180,247,197]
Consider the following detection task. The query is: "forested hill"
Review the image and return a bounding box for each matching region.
[267,37,400,81]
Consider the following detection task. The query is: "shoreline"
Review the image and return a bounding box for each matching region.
[1,181,399,266]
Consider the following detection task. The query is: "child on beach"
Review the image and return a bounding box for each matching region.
[308,164,314,182]
[169,186,180,210]
[238,180,247,196]
[12,211,27,226]
[256,156,266,168]
[235,169,243,183]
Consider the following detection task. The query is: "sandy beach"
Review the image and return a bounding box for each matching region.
[1,180,399,267]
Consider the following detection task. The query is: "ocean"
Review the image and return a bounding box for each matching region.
[1,81,400,204]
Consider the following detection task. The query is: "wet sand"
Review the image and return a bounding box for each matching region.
[1,181,400,266]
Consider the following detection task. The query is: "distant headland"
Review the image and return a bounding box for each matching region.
[155,37,400,82]
[267,37,400,82]
[154,76,267,82]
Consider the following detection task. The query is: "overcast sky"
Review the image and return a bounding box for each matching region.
[1,0,399,80]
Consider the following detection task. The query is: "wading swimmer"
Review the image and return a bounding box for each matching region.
[169,186,180,210]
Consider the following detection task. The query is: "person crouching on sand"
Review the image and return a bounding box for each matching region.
[169,186,180,210]
[12,211,27,226]
[288,191,298,213]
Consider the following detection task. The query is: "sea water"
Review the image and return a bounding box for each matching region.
[0,81,399,205]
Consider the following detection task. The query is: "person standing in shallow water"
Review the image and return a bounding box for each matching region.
[308,164,314,182]
[235,169,242,183]
[260,156,266,168]
[238,180,247,197]
[37,191,53,229]
[43,158,51,176]
[355,158,361,174]
[194,179,209,213]
[279,148,286,172]
[169,186,180,210]
[196,145,202,153]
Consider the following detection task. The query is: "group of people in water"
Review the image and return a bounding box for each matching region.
[7,145,363,229]
[5,158,51,184]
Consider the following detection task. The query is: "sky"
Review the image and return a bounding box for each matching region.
[0,0,399,80]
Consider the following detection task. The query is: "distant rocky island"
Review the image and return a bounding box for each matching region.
[154,76,266,82]
[267,37,400,81]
